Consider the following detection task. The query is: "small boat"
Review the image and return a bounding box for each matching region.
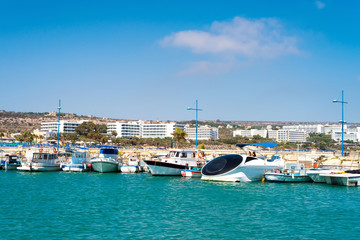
[1,155,21,170]
[61,152,91,172]
[144,149,198,176]
[307,168,341,183]
[17,152,61,172]
[321,170,360,187]
[201,143,284,182]
[265,163,312,183]
[181,167,202,178]
[120,156,140,173]
[91,148,121,173]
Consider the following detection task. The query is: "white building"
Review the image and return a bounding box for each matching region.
[282,124,324,134]
[185,125,219,141]
[41,120,86,134]
[107,120,179,139]
[268,130,307,143]
[233,129,267,138]
[107,121,141,138]
[331,131,359,142]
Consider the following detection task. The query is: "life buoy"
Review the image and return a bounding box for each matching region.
[39,148,43,153]
[53,147,57,153]
[197,151,204,159]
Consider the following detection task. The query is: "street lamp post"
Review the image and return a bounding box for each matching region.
[57,99,61,152]
[333,90,348,156]
[187,100,203,149]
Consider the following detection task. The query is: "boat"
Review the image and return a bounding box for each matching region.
[61,152,91,172]
[17,152,61,172]
[181,167,202,178]
[320,169,360,187]
[265,163,312,183]
[91,148,121,173]
[0,155,21,170]
[307,168,341,183]
[144,149,198,176]
[201,143,284,182]
[120,156,140,173]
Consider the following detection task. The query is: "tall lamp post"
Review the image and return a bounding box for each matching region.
[57,99,61,152]
[333,90,348,156]
[187,100,203,149]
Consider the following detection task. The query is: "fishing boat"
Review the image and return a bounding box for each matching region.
[265,163,312,183]
[321,172,360,187]
[201,143,284,182]
[0,155,21,170]
[120,156,140,173]
[17,152,61,172]
[144,149,197,176]
[91,148,121,173]
[61,152,91,172]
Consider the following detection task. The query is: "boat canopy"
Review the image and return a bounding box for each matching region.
[202,154,243,176]
[236,142,277,148]
[100,148,118,155]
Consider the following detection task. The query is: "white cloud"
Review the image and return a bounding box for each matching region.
[161,17,300,59]
[315,1,326,9]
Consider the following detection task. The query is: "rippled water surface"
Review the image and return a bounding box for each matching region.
[1,171,360,239]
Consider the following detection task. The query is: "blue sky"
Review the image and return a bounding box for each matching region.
[1,0,359,122]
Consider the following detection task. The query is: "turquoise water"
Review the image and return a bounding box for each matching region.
[1,171,360,240]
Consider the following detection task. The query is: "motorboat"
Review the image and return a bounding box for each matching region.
[91,148,121,173]
[265,163,312,183]
[61,152,91,172]
[0,155,21,170]
[144,149,197,176]
[201,143,284,182]
[307,168,341,183]
[17,152,61,172]
[320,169,360,187]
[181,167,202,178]
[120,156,140,173]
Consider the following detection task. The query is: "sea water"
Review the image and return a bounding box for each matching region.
[1,171,359,239]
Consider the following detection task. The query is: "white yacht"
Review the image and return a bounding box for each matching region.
[61,152,91,172]
[144,149,197,176]
[201,143,284,182]
[17,152,61,172]
[91,148,121,173]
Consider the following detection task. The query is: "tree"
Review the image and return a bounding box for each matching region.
[111,131,117,137]
[171,127,188,148]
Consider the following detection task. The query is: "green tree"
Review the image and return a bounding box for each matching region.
[171,127,188,148]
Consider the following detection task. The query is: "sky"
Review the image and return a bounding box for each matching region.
[1,0,359,123]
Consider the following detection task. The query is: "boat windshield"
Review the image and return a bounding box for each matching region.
[100,149,118,155]
[202,154,243,176]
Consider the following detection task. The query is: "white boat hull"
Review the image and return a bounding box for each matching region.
[202,166,281,182]
[17,163,61,172]
[120,165,139,173]
[321,174,360,186]
[91,160,119,173]
[61,164,89,172]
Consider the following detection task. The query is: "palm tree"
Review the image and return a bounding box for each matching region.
[171,127,188,148]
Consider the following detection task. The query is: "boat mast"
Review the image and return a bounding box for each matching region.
[57,99,61,152]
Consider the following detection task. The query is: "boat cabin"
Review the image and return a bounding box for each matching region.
[32,153,58,163]
[99,148,119,159]
[168,150,196,159]
[71,152,90,164]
